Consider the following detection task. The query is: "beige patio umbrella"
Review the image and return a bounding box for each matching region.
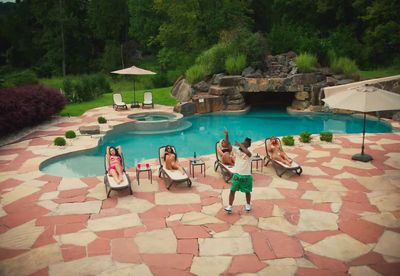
[322,84,400,162]
[111,65,156,108]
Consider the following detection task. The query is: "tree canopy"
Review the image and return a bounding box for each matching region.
[0,0,398,81]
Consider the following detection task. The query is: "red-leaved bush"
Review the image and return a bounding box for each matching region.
[0,85,67,136]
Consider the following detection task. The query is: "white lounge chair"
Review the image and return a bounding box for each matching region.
[158,145,191,189]
[104,146,132,197]
[142,91,154,108]
[214,141,235,182]
[113,93,128,110]
[264,137,303,177]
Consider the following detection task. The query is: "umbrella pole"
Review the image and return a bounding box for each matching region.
[352,112,373,162]
[132,77,139,108]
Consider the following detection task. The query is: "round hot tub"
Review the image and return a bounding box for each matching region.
[127,111,190,133]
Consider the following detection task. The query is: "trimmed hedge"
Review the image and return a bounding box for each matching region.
[65,130,76,139]
[299,132,312,143]
[97,116,107,124]
[320,131,333,142]
[54,137,66,146]
[0,85,66,135]
[282,136,295,146]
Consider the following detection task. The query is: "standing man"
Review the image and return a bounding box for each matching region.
[224,137,253,213]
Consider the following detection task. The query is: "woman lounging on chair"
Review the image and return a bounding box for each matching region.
[104,146,132,197]
[264,137,302,177]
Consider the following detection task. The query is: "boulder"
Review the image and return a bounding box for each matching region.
[219,76,242,87]
[337,79,354,85]
[174,102,195,117]
[242,66,256,77]
[288,73,319,85]
[319,67,334,76]
[79,125,100,135]
[211,73,225,85]
[209,86,236,96]
[192,94,223,113]
[171,79,193,102]
[291,100,310,110]
[326,76,338,86]
[295,91,309,101]
[192,81,210,92]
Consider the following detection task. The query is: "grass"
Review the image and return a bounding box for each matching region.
[360,66,400,79]
[59,86,175,116]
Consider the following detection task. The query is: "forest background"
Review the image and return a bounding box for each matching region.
[0,0,399,90]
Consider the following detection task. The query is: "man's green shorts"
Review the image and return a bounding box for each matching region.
[231,173,253,193]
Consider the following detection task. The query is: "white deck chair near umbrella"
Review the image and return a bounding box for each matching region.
[322,84,400,162]
[111,65,156,108]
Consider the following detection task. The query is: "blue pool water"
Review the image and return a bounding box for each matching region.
[40,108,393,177]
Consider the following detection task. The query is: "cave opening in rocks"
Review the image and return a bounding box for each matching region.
[242,92,295,108]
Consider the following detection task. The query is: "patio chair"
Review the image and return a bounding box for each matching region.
[158,145,192,189]
[104,146,132,197]
[264,137,303,177]
[214,140,234,182]
[113,93,128,110]
[142,91,154,108]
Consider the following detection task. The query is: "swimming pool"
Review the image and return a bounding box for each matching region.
[40,108,393,177]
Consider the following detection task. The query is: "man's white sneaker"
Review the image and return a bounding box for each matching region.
[224,205,232,214]
[245,204,252,212]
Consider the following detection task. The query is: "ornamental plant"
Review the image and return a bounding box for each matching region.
[97,116,107,124]
[320,131,333,142]
[282,135,295,146]
[299,131,312,143]
[54,137,66,146]
[65,130,76,139]
[0,85,66,136]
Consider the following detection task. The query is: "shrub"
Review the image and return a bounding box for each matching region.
[186,64,209,84]
[330,56,359,77]
[54,137,66,146]
[282,136,295,146]
[62,74,111,103]
[320,131,333,142]
[225,54,247,75]
[296,53,317,73]
[65,130,76,139]
[3,70,38,88]
[299,132,312,143]
[98,116,107,124]
[0,85,66,135]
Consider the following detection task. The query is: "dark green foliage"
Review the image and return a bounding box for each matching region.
[62,74,111,103]
[282,136,295,146]
[2,70,38,88]
[65,130,76,139]
[299,132,312,143]
[54,137,66,146]
[320,132,333,142]
[97,116,107,124]
[0,85,66,135]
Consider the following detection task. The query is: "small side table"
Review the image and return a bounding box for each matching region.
[136,166,152,185]
[251,155,263,173]
[189,160,206,178]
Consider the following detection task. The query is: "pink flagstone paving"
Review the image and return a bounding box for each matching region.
[0,105,399,275]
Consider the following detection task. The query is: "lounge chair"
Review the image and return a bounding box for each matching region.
[264,137,303,177]
[113,93,128,110]
[142,91,154,108]
[214,141,234,182]
[104,146,132,197]
[158,145,192,189]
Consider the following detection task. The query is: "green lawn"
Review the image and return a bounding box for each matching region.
[59,87,176,116]
[360,66,400,79]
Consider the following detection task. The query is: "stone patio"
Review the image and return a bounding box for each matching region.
[0,105,399,275]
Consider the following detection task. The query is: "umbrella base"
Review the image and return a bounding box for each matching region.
[352,153,373,162]
[131,102,141,108]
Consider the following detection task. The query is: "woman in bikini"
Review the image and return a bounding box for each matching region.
[106,146,124,183]
[164,145,185,174]
[217,128,235,165]
[267,136,293,166]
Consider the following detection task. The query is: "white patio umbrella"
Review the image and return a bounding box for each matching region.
[322,84,400,162]
[111,65,156,108]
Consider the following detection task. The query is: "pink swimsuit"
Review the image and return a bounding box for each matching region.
[109,156,121,174]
